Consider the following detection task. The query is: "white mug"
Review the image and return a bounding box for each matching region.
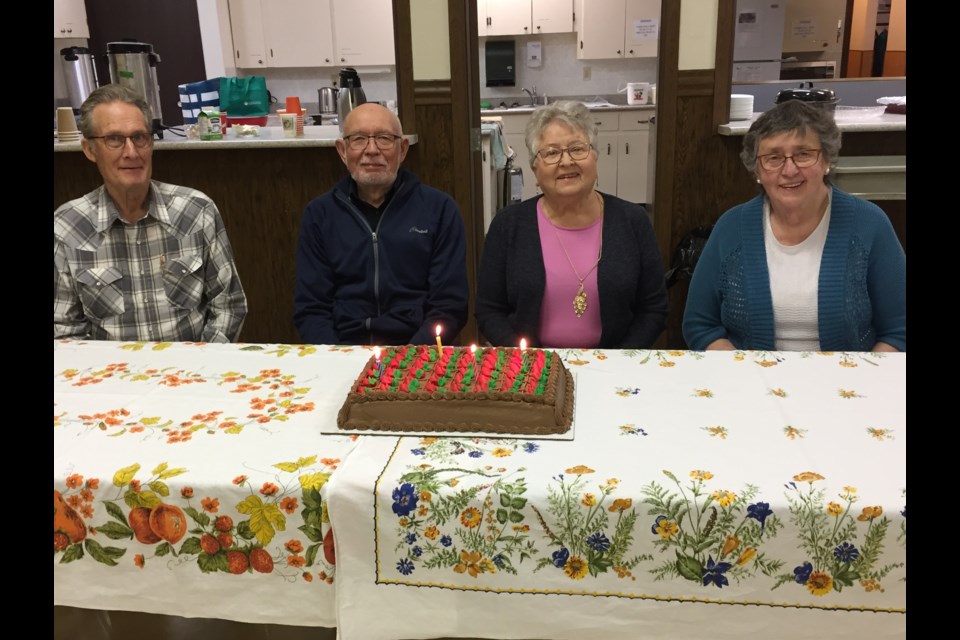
[618,82,651,106]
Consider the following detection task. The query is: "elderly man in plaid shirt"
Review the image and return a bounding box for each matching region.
[54,85,247,342]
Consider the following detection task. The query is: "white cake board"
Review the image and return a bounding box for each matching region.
[321,373,579,441]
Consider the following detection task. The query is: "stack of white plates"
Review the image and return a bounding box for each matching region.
[730,94,755,121]
[56,131,81,143]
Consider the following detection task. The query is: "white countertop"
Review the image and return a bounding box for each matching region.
[719,110,906,136]
[54,125,419,152]
[481,104,655,116]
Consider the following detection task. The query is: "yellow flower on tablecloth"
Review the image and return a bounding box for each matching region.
[703,426,728,439]
[827,502,843,517]
[448,478,459,487]
[564,555,589,580]
[655,518,679,539]
[769,388,787,398]
[668,351,684,357]
[419,491,432,502]
[565,465,594,475]
[793,472,825,483]
[756,360,777,367]
[424,525,439,540]
[460,507,482,529]
[783,426,806,440]
[694,388,714,398]
[608,498,633,512]
[690,470,714,481]
[857,506,883,521]
[721,535,740,556]
[453,550,484,578]
[838,389,863,399]
[843,486,857,494]
[736,547,757,565]
[867,428,894,441]
[806,571,833,596]
[659,361,675,367]
[479,558,497,574]
[839,361,857,368]
[581,493,597,507]
[861,577,886,593]
[734,353,745,361]
[420,437,437,445]
[417,505,428,517]
[398,517,409,527]
[711,490,737,507]
[492,447,512,458]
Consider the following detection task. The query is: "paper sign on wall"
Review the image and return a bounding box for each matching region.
[792,18,817,39]
[527,41,542,68]
[632,18,659,42]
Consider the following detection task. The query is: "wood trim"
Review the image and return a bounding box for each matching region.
[393,0,417,135]
[652,0,681,269]
[679,70,715,97]
[840,0,855,78]
[713,0,736,128]
[413,80,454,105]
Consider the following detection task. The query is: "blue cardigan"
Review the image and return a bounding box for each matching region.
[682,187,906,351]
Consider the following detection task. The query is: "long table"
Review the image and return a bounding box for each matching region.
[54,341,906,639]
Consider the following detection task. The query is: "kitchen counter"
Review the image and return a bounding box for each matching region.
[53,125,418,152]
[481,104,655,117]
[718,110,906,135]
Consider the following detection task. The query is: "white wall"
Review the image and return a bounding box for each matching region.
[678,0,717,70]
[411,0,450,80]
[479,32,657,101]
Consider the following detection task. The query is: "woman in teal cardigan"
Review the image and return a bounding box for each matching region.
[683,101,905,352]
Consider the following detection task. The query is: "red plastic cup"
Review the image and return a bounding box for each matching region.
[285,96,302,114]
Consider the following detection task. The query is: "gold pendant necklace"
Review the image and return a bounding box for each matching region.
[548,192,604,317]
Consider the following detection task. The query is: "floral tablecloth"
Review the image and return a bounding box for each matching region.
[325,349,906,640]
[53,340,369,627]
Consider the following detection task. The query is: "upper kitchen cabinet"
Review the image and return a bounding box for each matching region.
[54,0,90,38]
[230,0,334,68]
[576,0,660,60]
[478,0,572,37]
[332,0,395,65]
[228,0,267,67]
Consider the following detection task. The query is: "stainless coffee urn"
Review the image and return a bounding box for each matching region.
[60,47,99,112]
[106,41,164,134]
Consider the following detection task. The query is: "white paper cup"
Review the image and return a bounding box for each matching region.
[280,113,297,138]
[57,107,79,134]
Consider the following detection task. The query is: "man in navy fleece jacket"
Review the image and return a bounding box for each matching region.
[294,103,468,345]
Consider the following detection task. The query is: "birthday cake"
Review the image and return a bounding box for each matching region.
[337,346,574,434]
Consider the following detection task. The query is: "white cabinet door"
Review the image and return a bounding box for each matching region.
[624,0,660,58]
[54,0,89,38]
[532,0,573,34]
[617,129,650,204]
[263,0,334,67]
[499,115,536,202]
[576,0,626,59]
[229,0,267,68]
[332,0,395,65]
[484,0,532,36]
[595,132,618,196]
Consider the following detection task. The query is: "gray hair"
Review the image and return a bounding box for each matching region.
[78,84,151,139]
[741,100,841,182]
[524,100,598,168]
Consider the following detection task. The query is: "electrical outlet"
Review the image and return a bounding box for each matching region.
[583,66,592,81]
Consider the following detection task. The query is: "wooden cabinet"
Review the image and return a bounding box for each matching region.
[496,110,653,204]
[479,0,572,37]
[54,0,89,38]
[229,0,392,68]
[332,0,395,65]
[575,0,660,60]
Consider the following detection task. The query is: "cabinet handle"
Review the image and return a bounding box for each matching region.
[258,59,263,65]
[270,49,274,57]
[537,26,541,30]
[524,27,528,31]
[628,49,634,55]
[617,49,621,55]
[61,28,66,34]
[607,143,611,155]
[341,57,345,62]
[325,58,330,63]
[625,142,630,154]
[236,50,240,59]
[67,28,72,33]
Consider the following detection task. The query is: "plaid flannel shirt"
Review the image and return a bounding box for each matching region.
[54,181,247,343]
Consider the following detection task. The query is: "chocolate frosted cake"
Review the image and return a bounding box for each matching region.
[337,346,574,434]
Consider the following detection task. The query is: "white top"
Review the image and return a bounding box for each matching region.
[764,194,832,351]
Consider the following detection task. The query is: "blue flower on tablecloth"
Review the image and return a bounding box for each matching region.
[412,546,423,558]
[493,554,506,568]
[552,547,570,568]
[901,506,906,518]
[440,535,452,547]
[405,532,417,544]
[701,555,732,588]
[747,502,773,531]
[793,561,813,584]
[392,483,419,517]
[469,450,483,458]
[586,532,611,552]
[833,542,860,563]
[523,442,539,453]
[397,558,415,575]
[411,448,425,456]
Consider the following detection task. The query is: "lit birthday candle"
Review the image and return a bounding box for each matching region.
[435,324,443,354]
[373,346,383,378]
[519,338,527,351]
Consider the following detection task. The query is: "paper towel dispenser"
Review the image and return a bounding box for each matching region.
[485,40,515,87]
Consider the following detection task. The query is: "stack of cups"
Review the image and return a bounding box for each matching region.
[56,107,81,143]
[285,97,305,137]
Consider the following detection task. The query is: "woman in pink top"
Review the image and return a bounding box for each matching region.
[476,101,668,348]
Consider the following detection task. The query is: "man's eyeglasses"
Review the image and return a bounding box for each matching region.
[758,149,822,171]
[86,133,154,150]
[536,144,593,165]
[343,133,403,151]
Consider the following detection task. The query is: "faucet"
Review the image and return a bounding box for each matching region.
[521,86,538,106]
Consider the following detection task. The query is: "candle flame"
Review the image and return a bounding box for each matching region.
[435,324,442,337]
[470,344,477,354]
[519,338,527,351]
[373,346,381,360]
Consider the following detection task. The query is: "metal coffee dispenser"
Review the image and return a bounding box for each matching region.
[106,41,164,134]
[337,68,367,130]
[60,47,99,112]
